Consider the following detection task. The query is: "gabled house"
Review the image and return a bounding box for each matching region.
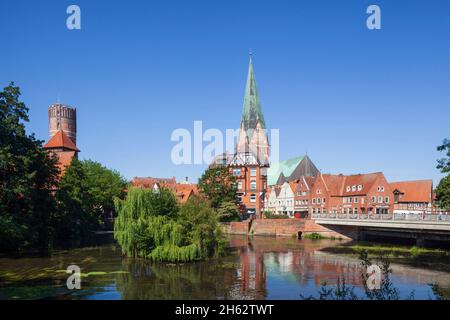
[293,176,316,217]
[390,180,433,214]
[275,182,296,216]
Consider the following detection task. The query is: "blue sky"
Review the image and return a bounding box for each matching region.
[1,0,449,185]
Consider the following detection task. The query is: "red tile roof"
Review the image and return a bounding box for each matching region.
[340,172,384,196]
[288,181,298,193]
[303,176,317,191]
[390,180,433,203]
[174,184,199,203]
[320,174,346,196]
[130,177,198,204]
[44,130,79,152]
[317,172,385,197]
[130,177,177,189]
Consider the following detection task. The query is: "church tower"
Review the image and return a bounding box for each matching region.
[230,56,270,219]
[236,56,270,165]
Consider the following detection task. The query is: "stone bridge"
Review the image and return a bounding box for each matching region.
[312,213,450,246]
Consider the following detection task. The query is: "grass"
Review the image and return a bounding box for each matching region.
[302,233,343,240]
[326,244,449,257]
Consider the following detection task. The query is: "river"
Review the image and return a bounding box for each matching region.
[0,235,449,300]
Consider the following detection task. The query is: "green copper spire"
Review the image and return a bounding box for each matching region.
[240,55,266,132]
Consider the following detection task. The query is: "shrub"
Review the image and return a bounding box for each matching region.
[263,211,289,219]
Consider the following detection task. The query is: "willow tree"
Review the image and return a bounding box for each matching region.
[114,187,224,262]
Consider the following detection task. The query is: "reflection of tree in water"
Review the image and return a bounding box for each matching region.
[114,258,240,300]
[114,244,270,300]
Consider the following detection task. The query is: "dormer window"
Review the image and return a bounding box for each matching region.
[357,185,362,191]
[346,186,351,192]
[351,186,356,192]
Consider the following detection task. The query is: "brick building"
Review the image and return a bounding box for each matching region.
[309,172,393,215]
[293,176,316,217]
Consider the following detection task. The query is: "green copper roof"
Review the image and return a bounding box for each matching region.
[267,156,304,186]
[240,56,266,133]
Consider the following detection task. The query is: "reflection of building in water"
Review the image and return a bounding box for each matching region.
[235,246,267,299]
[232,238,364,295]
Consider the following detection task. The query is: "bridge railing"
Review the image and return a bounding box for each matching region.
[312,212,450,222]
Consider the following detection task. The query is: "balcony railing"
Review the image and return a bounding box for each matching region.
[311,212,450,222]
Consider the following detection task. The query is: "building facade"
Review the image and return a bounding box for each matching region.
[293,176,316,217]
[308,172,393,215]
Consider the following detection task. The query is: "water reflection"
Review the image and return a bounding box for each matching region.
[0,235,449,299]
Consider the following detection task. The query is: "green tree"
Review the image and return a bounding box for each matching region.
[198,166,237,211]
[216,200,240,222]
[437,139,450,173]
[436,139,450,211]
[435,175,450,211]
[0,82,59,252]
[147,187,179,218]
[55,158,96,246]
[177,196,226,259]
[82,160,126,224]
[55,159,127,246]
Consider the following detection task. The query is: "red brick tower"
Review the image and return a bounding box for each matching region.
[48,103,77,144]
[45,103,79,175]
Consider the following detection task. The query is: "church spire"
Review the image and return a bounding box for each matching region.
[236,55,270,165]
[240,55,266,132]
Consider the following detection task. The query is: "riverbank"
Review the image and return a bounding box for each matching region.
[322,243,450,257]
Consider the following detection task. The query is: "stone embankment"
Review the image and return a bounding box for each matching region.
[222,218,353,239]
